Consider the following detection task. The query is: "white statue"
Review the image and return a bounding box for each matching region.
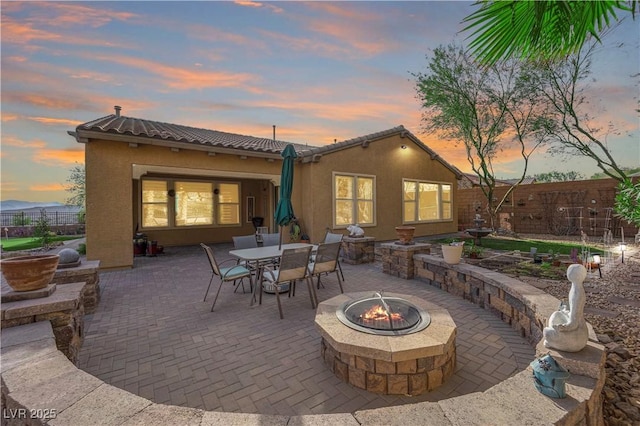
[347,224,364,238]
[543,264,589,352]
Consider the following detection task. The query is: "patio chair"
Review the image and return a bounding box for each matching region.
[323,229,345,281]
[259,245,315,319]
[308,241,343,295]
[200,243,252,312]
[261,233,281,247]
[232,234,259,290]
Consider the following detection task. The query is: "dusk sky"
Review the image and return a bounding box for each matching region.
[2,1,639,203]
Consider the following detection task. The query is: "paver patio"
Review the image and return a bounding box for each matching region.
[78,244,535,416]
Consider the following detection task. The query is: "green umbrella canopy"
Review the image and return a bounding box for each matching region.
[274,145,298,246]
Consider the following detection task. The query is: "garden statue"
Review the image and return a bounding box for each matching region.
[347,224,364,238]
[543,264,589,352]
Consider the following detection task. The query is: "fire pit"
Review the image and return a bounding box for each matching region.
[315,292,456,395]
[336,292,430,335]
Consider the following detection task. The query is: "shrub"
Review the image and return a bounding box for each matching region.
[12,212,31,226]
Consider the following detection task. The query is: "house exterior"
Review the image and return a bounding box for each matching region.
[69,107,462,268]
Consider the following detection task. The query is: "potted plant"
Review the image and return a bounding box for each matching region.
[464,242,484,259]
[441,240,464,264]
[300,233,310,244]
[289,219,301,242]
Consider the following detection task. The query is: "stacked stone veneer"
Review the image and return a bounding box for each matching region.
[341,236,376,264]
[316,293,457,396]
[52,260,100,314]
[320,336,456,396]
[1,282,86,364]
[379,242,431,279]
[410,253,606,424]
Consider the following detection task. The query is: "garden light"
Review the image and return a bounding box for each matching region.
[592,254,602,278]
[619,243,626,263]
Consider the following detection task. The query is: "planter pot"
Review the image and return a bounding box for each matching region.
[1,254,60,292]
[441,244,464,265]
[395,226,416,245]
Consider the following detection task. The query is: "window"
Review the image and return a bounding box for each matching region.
[175,181,213,226]
[333,173,375,227]
[140,178,240,228]
[217,183,240,225]
[403,179,452,223]
[142,180,168,228]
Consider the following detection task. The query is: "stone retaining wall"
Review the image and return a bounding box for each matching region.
[51,261,100,314]
[1,257,606,425]
[0,282,85,364]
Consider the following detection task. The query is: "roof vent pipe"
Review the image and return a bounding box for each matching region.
[114,105,122,117]
[273,125,276,141]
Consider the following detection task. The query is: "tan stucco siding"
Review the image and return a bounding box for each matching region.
[86,139,288,268]
[297,135,458,243]
[85,141,136,268]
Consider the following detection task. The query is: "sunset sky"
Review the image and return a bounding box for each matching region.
[2,1,639,203]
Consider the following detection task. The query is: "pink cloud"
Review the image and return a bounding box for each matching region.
[30,183,66,192]
[29,116,82,127]
[33,148,84,166]
[2,135,47,149]
[87,53,259,91]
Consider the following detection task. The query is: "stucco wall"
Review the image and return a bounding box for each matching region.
[298,134,458,242]
[86,133,459,269]
[86,140,287,268]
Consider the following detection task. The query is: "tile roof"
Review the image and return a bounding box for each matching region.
[71,111,461,178]
[74,113,316,155]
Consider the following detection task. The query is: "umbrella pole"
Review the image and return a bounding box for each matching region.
[278,225,283,250]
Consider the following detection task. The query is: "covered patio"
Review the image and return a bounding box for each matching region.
[77,244,535,416]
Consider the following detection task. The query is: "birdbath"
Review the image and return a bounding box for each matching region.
[465,215,493,246]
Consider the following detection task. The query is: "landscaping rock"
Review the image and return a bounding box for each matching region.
[58,248,80,264]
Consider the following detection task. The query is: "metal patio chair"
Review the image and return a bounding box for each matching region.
[308,241,344,296]
[201,243,252,312]
[261,233,281,247]
[323,229,345,281]
[259,245,315,319]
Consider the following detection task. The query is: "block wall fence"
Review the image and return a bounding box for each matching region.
[457,178,638,238]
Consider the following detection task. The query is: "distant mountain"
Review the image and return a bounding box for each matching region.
[0,200,65,211]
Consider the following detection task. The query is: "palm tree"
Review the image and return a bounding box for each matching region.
[462,1,637,65]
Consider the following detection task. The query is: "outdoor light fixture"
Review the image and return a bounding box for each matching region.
[619,243,627,263]
[401,145,407,149]
[592,254,602,278]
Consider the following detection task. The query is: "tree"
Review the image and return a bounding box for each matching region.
[414,44,551,230]
[65,163,85,208]
[462,1,638,65]
[533,171,585,182]
[590,166,640,179]
[532,44,631,182]
[614,179,640,228]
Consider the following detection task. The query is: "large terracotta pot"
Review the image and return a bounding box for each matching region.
[395,226,416,245]
[1,254,60,292]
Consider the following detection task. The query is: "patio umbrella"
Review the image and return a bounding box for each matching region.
[274,144,298,249]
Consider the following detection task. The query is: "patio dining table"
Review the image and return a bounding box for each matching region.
[229,243,315,306]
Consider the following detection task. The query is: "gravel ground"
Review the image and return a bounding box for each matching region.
[508,234,640,426]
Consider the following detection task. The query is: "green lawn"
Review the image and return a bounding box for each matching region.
[0,236,83,252]
[436,235,599,255]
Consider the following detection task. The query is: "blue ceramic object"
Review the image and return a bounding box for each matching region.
[530,353,570,398]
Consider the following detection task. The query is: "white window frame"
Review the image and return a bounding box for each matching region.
[332,172,376,229]
[402,179,452,224]
[140,178,241,229]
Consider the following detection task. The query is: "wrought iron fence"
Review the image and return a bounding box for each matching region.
[1,210,83,227]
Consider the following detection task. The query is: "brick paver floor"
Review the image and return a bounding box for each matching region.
[78,244,535,416]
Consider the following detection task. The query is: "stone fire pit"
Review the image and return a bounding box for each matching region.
[315,292,456,395]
